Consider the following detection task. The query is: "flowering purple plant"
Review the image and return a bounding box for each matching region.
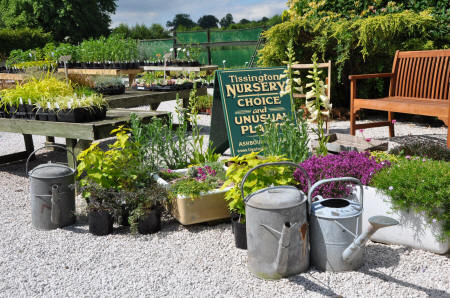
[194,165,216,181]
[293,151,390,198]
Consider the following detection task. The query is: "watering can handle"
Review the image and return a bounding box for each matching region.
[26,145,77,177]
[307,177,363,214]
[241,161,311,203]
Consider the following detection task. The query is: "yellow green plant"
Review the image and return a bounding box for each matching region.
[222,152,293,216]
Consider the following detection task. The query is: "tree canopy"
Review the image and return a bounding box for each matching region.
[112,23,170,40]
[0,0,117,42]
[219,14,234,28]
[166,14,196,31]
[197,15,219,29]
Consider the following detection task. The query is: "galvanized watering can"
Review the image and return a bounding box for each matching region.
[26,145,76,230]
[242,161,311,280]
[308,177,398,271]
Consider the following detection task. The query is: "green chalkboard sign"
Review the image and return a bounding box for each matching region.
[212,67,293,156]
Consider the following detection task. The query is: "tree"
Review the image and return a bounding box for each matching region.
[239,18,251,24]
[197,15,219,29]
[166,14,196,31]
[0,0,117,42]
[219,13,234,28]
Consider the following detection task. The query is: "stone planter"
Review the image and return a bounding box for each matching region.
[361,186,449,254]
[153,167,231,225]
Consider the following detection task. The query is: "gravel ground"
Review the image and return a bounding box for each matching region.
[0,100,449,297]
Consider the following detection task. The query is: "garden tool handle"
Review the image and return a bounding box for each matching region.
[26,145,77,177]
[241,161,311,203]
[307,177,363,214]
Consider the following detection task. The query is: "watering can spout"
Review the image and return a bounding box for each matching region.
[274,222,294,275]
[342,216,399,262]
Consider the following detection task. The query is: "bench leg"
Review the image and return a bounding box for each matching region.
[447,127,449,149]
[388,112,395,138]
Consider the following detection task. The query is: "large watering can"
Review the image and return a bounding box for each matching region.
[308,177,398,271]
[27,145,76,230]
[242,162,311,280]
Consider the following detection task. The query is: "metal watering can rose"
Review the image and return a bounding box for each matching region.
[308,177,399,272]
[241,161,311,280]
[27,145,77,230]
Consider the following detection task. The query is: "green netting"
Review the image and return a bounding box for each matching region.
[138,28,263,67]
[138,39,173,60]
[210,27,263,42]
[211,46,256,67]
[176,31,208,44]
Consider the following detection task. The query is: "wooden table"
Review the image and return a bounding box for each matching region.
[57,68,142,85]
[0,73,27,88]
[106,88,206,110]
[0,109,168,168]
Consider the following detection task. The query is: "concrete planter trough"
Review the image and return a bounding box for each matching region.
[361,186,449,254]
[153,168,231,225]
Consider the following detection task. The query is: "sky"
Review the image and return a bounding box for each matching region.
[110,0,286,28]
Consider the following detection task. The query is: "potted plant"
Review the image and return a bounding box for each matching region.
[368,153,450,254]
[222,152,294,249]
[79,183,117,236]
[154,162,229,225]
[126,182,167,234]
[93,76,125,95]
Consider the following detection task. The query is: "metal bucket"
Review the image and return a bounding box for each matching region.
[242,161,311,279]
[26,145,76,230]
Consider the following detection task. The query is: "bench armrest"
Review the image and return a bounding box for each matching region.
[349,73,394,80]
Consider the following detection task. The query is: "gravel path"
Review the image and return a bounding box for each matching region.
[0,100,449,297]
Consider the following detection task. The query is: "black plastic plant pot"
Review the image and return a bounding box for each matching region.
[9,105,18,118]
[89,210,113,236]
[232,216,247,250]
[137,208,161,234]
[25,104,36,120]
[57,108,86,123]
[47,110,57,122]
[35,108,48,121]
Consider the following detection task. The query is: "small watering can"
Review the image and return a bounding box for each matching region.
[26,145,77,230]
[242,161,311,280]
[308,177,399,271]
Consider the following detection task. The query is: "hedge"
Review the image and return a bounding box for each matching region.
[0,28,52,60]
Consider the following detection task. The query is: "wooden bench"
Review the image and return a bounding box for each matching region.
[349,49,450,148]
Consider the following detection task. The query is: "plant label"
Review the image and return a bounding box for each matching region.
[210,67,294,156]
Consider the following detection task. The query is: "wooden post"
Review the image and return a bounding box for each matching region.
[350,79,356,135]
[207,29,212,65]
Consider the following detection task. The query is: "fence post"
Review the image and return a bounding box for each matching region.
[207,29,212,65]
[173,31,177,58]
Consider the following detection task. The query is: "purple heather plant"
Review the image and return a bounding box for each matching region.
[293,151,390,198]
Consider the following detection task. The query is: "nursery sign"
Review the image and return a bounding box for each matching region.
[210,67,293,156]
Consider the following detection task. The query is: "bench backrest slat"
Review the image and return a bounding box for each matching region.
[392,50,450,100]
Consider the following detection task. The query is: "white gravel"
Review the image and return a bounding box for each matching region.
[0,99,449,297]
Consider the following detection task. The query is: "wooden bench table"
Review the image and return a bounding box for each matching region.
[0,109,168,168]
[350,49,449,147]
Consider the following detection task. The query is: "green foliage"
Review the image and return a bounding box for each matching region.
[127,183,167,234]
[0,28,52,59]
[0,0,117,42]
[371,157,450,238]
[222,152,294,216]
[129,110,191,170]
[188,84,220,164]
[370,151,401,164]
[111,23,170,40]
[169,162,226,198]
[93,76,124,89]
[195,95,213,110]
[257,115,309,163]
[389,141,450,162]
[158,170,183,182]
[260,7,449,106]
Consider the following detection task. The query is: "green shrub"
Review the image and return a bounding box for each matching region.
[259,7,449,106]
[389,141,450,162]
[371,157,450,238]
[0,28,52,59]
